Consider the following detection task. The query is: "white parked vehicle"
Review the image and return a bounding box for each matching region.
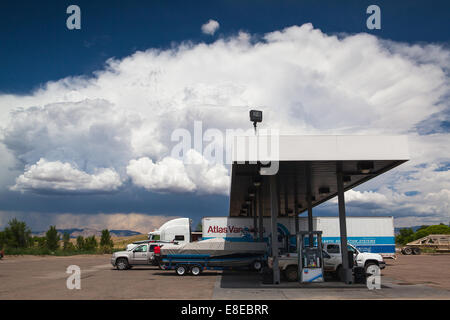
[268,243,385,282]
[111,242,165,270]
[148,218,191,244]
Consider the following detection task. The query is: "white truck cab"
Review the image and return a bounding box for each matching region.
[148,218,191,245]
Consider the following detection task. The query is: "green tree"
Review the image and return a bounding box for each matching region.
[395,228,414,245]
[45,226,60,251]
[100,229,113,252]
[413,224,450,240]
[84,235,98,251]
[76,236,85,251]
[36,236,46,249]
[196,222,202,232]
[0,231,6,249]
[62,232,75,251]
[3,218,32,248]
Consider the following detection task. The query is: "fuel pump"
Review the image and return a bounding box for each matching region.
[297,231,324,283]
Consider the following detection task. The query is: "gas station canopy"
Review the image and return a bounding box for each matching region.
[229,135,409,217]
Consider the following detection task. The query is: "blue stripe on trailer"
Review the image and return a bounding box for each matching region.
[165,254,210,258]
[162,256,259,262]
[356,245,396,253]
[202,236,269,242]
[322,236,395,245]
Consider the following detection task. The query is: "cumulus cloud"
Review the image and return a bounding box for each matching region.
[11,158,122,194]
[127,156,196,193]
[0,23,449,225]
[201,19,220,35]
[331,189,388,207]
[127,149,230,194]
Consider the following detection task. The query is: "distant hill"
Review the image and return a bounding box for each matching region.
[32,228,142,238]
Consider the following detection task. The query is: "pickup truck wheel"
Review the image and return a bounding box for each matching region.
[284,265,298,282]
[190,266,201,276]
[116,258,129,270]
[364,262,378,275]
[176,265,187,276]
[412,247,421,255]
[336,266,344,281]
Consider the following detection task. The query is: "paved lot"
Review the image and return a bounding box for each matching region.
[0,254,449,299]
[0,255,217,299]
[382,254,450,290]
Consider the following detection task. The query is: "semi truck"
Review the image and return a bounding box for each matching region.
[143,216,395,258]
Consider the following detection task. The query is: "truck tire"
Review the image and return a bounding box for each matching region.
[116,258,129,270]
[176,265,187,276]
[364,262,378,275]
[190,266,201,276]
[402,247,413,255]
[336,266,344,281]
[253,260,262,271]
[284,265,298,282]
[412,247,421,255]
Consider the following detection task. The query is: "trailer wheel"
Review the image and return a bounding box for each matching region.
[175,265,187,276]
[253,260,262,271]
[116,258,129,270]
[190,266,201,276]
[284,265,298,282]
[412,247,421,255]
[402,247,413,255]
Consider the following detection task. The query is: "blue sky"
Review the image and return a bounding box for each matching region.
[2,0,449,93]
[0,1,449,232]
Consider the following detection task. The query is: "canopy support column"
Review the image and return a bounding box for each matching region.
[294,174,299,234]
[253,194,257,240]
[306,162,314,245]
[258,179,264,242]
[337,162,352,284]
[270,174,280,284]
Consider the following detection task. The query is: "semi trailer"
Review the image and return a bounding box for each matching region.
[143,216,395,258]
[202,216,396,258]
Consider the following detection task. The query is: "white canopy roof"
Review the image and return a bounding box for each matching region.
[229,135,409,217]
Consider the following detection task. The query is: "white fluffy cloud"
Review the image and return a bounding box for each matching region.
[127,156,196,193]
[11,158,122,193]
[127,149,230,194]
[201,19,220,35]
[0,24,449,225]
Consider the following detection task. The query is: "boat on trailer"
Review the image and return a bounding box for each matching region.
[155,238,267,275]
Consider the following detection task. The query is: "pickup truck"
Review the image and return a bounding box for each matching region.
[268,243,385,282]
[111,242,165,270]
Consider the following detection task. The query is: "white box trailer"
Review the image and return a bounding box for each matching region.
[202,216,395,257]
